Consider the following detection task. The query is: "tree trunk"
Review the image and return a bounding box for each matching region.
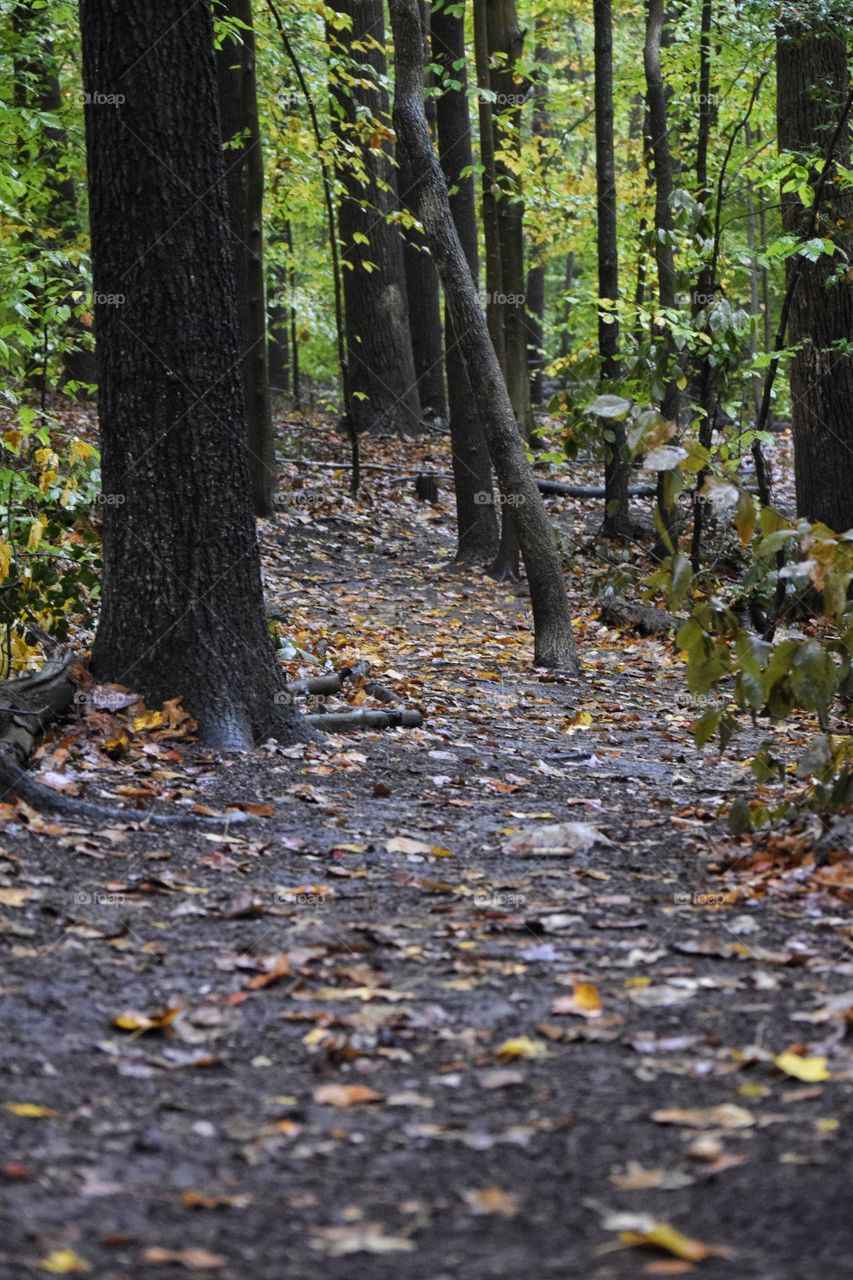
[431,0,499,564]
[215,0,276,517]
[644,0,681,552]
[473,0,505,370]
[593,0,630,537]
[326,0,423,436]
[395,0,447,425]
[80,0,309,748]
[390,0,580,673]
[777,11,853,531]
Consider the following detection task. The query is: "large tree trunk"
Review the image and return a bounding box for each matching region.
[390,0,580,673]
[80,0,308,748]
[326,0,423,437]
[396,0,447,425]
[431,0,499,564]
[777,11,853,532]
[644,0,680,552]
[215,0,276,517]
[593,0,630,537]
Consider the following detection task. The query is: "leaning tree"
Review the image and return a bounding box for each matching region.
[390,0,580,672]
[79,0,308,747]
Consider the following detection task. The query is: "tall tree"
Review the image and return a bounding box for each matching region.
[326,0,423,436]
[644,0,680,552]
[215,0,276,517]
[593,0,630,537]
[391,0,579,672]
[777,7,853,531]
[431,0,499,564]
[80,0,307,747]
[396,0,448,425]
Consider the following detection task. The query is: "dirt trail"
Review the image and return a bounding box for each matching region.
[0,421,850,1280]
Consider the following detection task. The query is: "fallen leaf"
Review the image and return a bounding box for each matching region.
[0,887,31,907]
[774,1051,831,1082]
[5,1102,58,1118]
[651,1104,754,1130]
[496,1036,546,1062]
[552,981,602,1018]
[310,1223,414,1256]
[505,822,613,857]
[38,1250,91,1274]
[141,1246,225,1270]
[313,1084,385,1108]
[461,1186,519,1216]
[112,1006,181,1034]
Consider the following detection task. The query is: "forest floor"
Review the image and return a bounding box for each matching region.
[1,409,852,1280]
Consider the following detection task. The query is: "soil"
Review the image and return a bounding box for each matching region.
[0,417,850,1280]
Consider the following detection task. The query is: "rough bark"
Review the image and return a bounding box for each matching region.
[79,0,310,748]
[395,0,447,424]
[777,11,853,532]
[390,0,580,672]
[326,0,423,436]
[215,0,276,517]
[431,0,499,564]
[644,0,681,552]
[593,0,630,537]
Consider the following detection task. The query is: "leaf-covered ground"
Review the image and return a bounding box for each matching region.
[0,413,851,1279]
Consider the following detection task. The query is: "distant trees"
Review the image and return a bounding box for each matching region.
[326,0,423,436]
[776,7,853,532]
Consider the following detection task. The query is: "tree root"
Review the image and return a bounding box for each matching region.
[305,708,423,732]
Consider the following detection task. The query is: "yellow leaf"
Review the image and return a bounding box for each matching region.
[496,1036,546,1062]
[39,1250,91,1274]
[774,1051,831,1082]
[133,709,164,732]
[68,439,96,466]
[0,539,12,581]
[3,429,22,452]
[621,1222,713,1262]
[28,516,46,552]
[0,887,31,907]
[112,1006,180,1034]
[5,1102,58,1117]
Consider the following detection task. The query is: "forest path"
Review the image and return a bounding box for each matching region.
[0,414,850,1280]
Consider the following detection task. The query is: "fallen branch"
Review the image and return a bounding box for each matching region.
[285,459,657,499]
[305,709,423,731]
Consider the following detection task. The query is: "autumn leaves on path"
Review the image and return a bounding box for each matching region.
[0,417,852,1278]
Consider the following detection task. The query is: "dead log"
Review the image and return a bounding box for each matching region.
[597,593,680,636]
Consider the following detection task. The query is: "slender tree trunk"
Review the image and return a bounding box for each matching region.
[396,0,447,425]
[391,0,580,673]
[594,0,630,537]
[216,0,276,517]
[644,0,680,553]
[473,0,505,368]
[431,0,499,564]
[526,261,545,403]
[80,0,307,747]
[558,251,575,360]
[777,10,853,531]
[326,0,423,436]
